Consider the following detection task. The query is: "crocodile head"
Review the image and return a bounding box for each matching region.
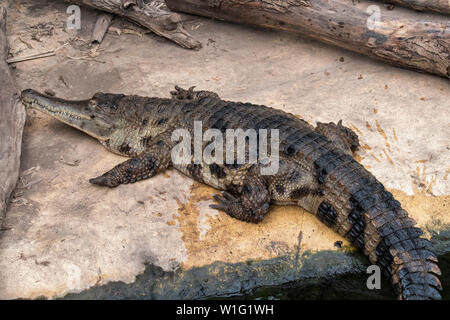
[21,89,171,156]
[21,89,127,142]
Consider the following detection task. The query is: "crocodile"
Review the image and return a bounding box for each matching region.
[21,86,442,300]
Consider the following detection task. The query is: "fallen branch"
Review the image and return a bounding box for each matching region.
[379,0,450,15]
[64,0,201,49]
[7,51,55,63]
[7,42,69,64]
[0,5,26,227]
[166,0,450,78]
[91,12,113,44]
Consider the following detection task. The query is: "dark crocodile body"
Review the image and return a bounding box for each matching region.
[21,86,442,300]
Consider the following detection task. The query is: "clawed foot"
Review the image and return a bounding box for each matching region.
[210,191,238,212]
[210,191,270,223]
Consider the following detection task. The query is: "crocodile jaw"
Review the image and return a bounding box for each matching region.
[21,89,114,141]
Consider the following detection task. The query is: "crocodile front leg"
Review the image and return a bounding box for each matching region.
[210,167,271,223]
[170,85,220,101]
[89,138,172,187]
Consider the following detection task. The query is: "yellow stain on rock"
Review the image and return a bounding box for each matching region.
[392,128,398,142]
[176,183,348,269]
[176,183,449,269]
[390,189,450,233]
[383,149,394,165]
[413,165,438,195]
[375,119,390,148]
[444,168,450,181]
[348,123,362,136]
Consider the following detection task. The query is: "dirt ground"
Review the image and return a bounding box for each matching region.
[0,0,449,299]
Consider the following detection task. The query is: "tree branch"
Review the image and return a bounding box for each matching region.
[64,0,202,49]
[166,0,450,78]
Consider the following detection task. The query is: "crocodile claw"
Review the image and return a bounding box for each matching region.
[210,192,238,213]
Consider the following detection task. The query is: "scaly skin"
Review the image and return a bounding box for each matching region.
[21,86,442,299]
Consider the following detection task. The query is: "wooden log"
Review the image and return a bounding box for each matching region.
[91,12,113,43]
[380,0,450,15]
[122,0,144,8]
[63,0,201,50]
[166,0,450,78]
[0,6,26,226]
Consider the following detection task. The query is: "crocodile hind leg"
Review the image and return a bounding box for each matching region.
[210,168,271,223]
[315,120,360,155]
[89,139,172,187]
[170,85,220,101]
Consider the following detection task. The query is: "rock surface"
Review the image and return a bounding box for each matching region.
[0,0,448,299]
[0,3,26,233]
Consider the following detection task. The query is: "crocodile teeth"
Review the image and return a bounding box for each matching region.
[31,100,85,120]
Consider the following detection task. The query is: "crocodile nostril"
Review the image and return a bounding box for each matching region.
[21,88,35,98]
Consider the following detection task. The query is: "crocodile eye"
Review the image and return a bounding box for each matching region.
[88,99,97,109]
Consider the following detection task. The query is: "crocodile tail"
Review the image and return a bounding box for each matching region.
[316,153,442,299]
[374,213,442,300]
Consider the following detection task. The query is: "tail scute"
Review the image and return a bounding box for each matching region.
[387,230,442,300]
[400,283,442,300]
[395,271,442,289]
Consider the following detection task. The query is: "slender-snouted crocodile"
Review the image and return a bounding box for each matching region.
[21,86,442,300]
